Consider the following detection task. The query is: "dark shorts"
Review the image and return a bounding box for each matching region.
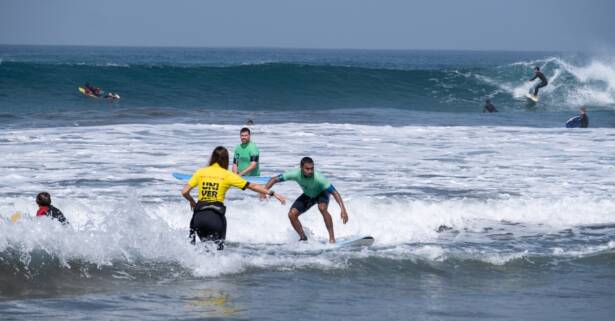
[291,192,330,214]
[190,201,227,249]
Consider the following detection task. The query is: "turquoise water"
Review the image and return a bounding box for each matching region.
[1,46,615,320]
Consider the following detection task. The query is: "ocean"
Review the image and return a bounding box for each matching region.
[1,45,615,320]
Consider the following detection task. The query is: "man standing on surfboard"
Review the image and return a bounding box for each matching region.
[263,157,349,243]
[528,66,548,99]
[232,127,260,177]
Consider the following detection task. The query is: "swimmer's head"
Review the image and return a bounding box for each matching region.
[36,192,52,206]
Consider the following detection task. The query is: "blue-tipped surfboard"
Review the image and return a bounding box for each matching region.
[172,172,272,184]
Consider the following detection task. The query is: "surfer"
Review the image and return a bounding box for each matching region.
[578,106,589,128]
[36,192,69,224]
[483,99,498,113]
[232,127,260,177]
[565,106,590,128]
[262,157,349,243]
[83,82,102,97]
[528,67,548,98]
[181,146,286,249]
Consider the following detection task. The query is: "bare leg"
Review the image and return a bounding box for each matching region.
[288,208,307,240]
[318,203,335,243]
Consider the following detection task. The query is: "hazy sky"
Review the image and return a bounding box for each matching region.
[1,0,614,51]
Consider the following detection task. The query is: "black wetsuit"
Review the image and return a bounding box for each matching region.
[37,205,69,224]
[483,102,497,113]
[580,114,589,128]
[530,72,548,96]
[190,201,227,249]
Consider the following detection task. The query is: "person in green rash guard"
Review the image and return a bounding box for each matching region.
[232,127,260,177]
[263,157,349,243]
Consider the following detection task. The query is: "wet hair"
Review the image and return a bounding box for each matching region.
[240,127,251,135]
[36,192,52,206]
[534,66,540,71]
[209,146,230,169]
[486,98,491,103]
[300,157,314,167]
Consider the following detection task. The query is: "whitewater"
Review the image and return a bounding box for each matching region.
[1,46,615,320]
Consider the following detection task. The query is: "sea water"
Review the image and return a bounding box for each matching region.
[1,46,614,320]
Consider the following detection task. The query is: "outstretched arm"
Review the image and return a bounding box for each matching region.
[181,184,197,210]
[264,175,281,190]
[330,189,349,224]
[247,183,286,204]
[259,176,282,200]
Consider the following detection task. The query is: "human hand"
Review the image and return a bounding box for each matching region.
[274,193,286,205]
[340,210,348,224]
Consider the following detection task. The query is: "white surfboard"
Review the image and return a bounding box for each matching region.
[525,93,538,102]
[331,236,374,249]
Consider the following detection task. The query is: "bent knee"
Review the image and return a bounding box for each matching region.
[288,209,301,219]
[318,204,329,213]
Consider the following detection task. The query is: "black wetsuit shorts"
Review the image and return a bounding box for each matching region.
[190,201,227,249]
[291,192,330,214]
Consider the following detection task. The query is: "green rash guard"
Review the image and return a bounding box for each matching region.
[280,169,333,198]
[233,142,260,176]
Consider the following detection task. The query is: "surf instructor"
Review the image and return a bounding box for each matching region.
[528,66,548,98]
[263,157,349,243]
[181,146,286,249]
[232,127,260,177]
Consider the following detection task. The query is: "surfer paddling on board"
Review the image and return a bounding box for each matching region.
[528,66,548,99]
[262,157,349,243]
[81,82,120,99]
[84,82,102,97]
[232,127,260,177]
[181,146,286,250]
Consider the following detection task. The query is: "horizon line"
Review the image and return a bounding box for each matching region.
[0,43,572,54]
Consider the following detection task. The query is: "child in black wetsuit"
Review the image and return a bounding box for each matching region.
[36,192,69,224]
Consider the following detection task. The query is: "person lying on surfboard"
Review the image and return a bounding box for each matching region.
[82,83,120,99]
[262,157,349,243]
[528,67,548,99]
[83,82,102,97]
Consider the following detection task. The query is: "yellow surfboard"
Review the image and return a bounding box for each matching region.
[10,212,22,223]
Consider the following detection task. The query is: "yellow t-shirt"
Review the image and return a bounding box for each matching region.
[188,163,249,203]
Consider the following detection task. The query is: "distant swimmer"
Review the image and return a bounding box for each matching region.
[181,146,286,249]
[232,127,260,177]
[528,66,548,99]
[566,106,589,128]
[483,99,498,113]
[263,157,349,243]
[245,119,254,126]
[36,192,69,224]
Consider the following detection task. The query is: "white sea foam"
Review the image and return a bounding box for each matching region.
[479,56,615,109]
[1,122,614,276]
